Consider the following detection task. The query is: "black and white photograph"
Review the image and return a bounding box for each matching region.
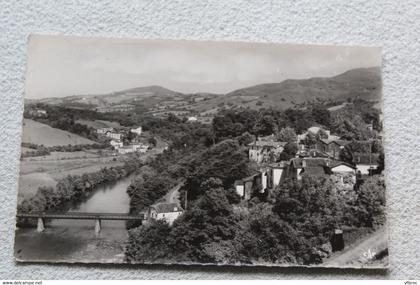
[14,35,387,268]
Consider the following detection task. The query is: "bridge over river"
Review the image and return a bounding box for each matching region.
[17,212,145,234]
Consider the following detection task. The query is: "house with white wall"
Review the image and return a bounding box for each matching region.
[130,126,142,135]
[148,203,183,225]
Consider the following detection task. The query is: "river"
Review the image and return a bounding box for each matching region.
[14,175,134,263]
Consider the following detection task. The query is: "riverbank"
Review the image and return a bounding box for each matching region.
[15,174,134,263]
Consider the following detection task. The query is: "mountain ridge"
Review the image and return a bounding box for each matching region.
[26,66,381,111]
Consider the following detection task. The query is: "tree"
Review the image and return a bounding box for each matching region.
[316,129,329,140]
[311,106,331,128]
[280,142,298,161]
[169,182,238,263]
[184,139,252,200]
[332,114,373,140]
[271,175,356,264]
[339,144,354,165]
[148,137,157,147]
[284,109,314,134]
[276,127,297,144]
[254,115,278,136]
[355,176,386,227]
[125,220,172,263]
[303,131,317,149]
[237,131,255,146]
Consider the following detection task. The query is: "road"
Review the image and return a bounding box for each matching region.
[160,180,185,205]
[322,226,388,268]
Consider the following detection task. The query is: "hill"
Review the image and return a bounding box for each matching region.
[171,67,381,113]
[27,67,381,114]
[32,85,185,109]
[21,119,96,146]
[224,67,381,109]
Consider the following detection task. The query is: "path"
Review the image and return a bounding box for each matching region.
[159,180,185,205]
[322,226,388,268]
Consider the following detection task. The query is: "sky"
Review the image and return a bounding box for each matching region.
[25,35,382,99]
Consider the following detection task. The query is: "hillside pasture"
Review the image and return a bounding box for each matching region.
[18,155,124,202]
[21,119,96,147]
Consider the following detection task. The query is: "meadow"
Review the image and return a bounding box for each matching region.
[21,119,96,147]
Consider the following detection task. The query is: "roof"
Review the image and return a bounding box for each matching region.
[241,172,262,182]
[151,203,182,213]
[320,138,350,146]
[248,140,287,148]
[301,165,331,176]
[305,149,331,158]
[330,161,356,170]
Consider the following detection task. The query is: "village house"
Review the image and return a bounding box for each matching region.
[268,161,289,188]
[97,127,114,135]
[130,126,142,136]
[187,116,198,122]
[330,161,356,175]
[117,144,140,154]
[316,139,350,160]
[353,152,380,175]
[234,167,275,201]
[248,135,287,164]
[110,140,123,150]
[147,202,183,225]
[288,157,333,180]
[105,132,122,141]
[138,144,149,153]
[297,148,331,159]
[117,143,148,154]
[329,161,357,184]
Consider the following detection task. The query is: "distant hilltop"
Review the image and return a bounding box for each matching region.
[26,67,381,112]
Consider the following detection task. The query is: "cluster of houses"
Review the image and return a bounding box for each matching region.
[133,125,382,227]
[237,126,381,200]
[96,125,149,154]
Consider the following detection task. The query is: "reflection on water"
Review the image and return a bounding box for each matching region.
[51,176,132,229]
[14,175,134,263]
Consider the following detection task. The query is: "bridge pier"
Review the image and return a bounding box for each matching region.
[37,217,45,232]
[94,218,101,234]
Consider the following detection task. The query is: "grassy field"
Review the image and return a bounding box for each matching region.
[18,153,124,202]
[21,119,96,146]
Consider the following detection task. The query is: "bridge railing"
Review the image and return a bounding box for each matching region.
[16,212,146,233]
[16,212,145,220]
